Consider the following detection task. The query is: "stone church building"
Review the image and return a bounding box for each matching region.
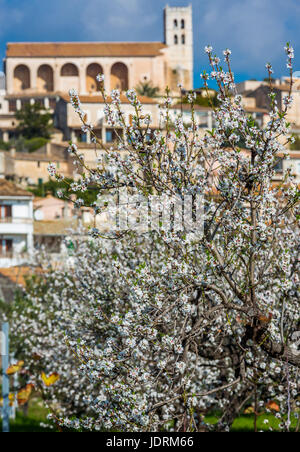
[4,5,193,97]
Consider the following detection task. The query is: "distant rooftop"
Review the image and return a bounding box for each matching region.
[0,179,33,197]
[6,42,167,58]
[0,266,35,288]
[171,104,213,111]
[6,91,158,105]
[171,103,268,114]
[34,219,81,236]
[59,92,158,104]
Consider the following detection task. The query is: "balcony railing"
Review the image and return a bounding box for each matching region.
[0,217,32,224]
[0,251,30,260]
[0,251,13,258]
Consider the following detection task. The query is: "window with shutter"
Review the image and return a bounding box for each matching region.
[6,240,12,253]
[0,239,13,256]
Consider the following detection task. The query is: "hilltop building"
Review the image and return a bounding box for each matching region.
[0,4,193,150]
[3,5,193,98]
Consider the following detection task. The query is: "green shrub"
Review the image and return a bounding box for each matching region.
[0,140,11,150]
[25,137,49,152]
[13,136,49,153]
[290,135,300,150]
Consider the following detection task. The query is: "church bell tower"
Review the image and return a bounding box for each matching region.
[164,4,193,92]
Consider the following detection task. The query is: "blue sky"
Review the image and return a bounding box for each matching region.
[0,0,299,88]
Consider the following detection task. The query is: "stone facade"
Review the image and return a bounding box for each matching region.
[0,142,76,185]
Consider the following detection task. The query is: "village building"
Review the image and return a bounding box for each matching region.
[237,78,300,129]
[170,103,269,130]
[55,92,160,143]
[0,4,193,158]
[33,193,73,221]
[0,179,33,267]
[0,3,299,196]
[0,142,76,185]
[3,5,193,100]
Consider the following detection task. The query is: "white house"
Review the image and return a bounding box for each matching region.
[0,178,33,267]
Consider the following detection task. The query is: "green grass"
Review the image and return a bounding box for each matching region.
[1,413,54,432]
[0,398,55,432]
[205,412,299,432]
[1,399,299,432]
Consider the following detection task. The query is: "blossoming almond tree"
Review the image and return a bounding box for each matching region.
[42,45,300,432]
[7,231,172,428]
[7,236,126,421]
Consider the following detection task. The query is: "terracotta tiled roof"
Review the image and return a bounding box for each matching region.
[13,151,68,162]
[5,91,158,105]
[0,179,33,197]
[171,104,213,111]
[171,104,268,114]
[58,92,158,105]
[244,106,268,113]
[34,219,80,235]
[251,84,291,93]
[277,151,300,159]
[5,92,57,99]
[0,266,36,288]
[6,42,167,57]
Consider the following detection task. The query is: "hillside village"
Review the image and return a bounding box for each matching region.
[0,0,299,435]
[0,4,299,294]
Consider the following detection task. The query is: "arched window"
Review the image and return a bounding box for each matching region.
[174,19,178,28]
[13,65,30,91]
[181,19,185,29]
[37,65,54,92]
[86,63,103,93]
[174,34,178,45]
[181,34,185,45]
[60,63,79,92]
[110,62,128,91]
[60,63,79,76]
